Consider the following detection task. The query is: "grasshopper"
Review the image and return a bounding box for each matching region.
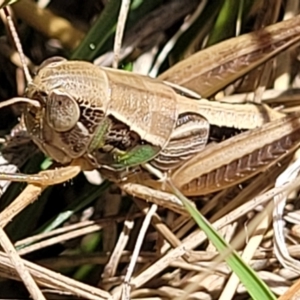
[1,4,300,298]
[0,6,300,214]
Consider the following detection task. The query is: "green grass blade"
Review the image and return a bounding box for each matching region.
[167,179,276,300]
[71,0,121,60]
[71,0,162,61]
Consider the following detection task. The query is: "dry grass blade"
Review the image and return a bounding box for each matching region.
[0,251,111,300]
[0,227,45,300]
[122,204,157,298]
[101,207,135,282]
[279,277,300,300]
[273,156,300,273]
[112,0,130,68]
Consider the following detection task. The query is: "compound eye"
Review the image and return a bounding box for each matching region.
[46,90,80,132]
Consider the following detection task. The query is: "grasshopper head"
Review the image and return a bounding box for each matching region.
[1,11,106,168]
[23,57,106,167]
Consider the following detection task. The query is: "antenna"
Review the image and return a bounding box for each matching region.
[2,6,32,84]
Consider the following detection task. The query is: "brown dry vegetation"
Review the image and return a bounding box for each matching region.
[1,0,300,299]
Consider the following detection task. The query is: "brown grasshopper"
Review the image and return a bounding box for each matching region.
[1,6,300,215]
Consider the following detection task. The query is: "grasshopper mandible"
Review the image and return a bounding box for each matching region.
[1,7,300,207]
